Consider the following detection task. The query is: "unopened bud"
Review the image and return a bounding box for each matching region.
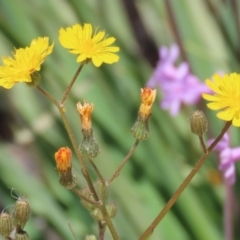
[189,110,208,136]
[15,229,29,240]
[79,129,100,159]
[54,147,77,189]
[85,235,97,240]
[11,198,31,229]
[91,203,117,221]
[131,88,156,141]
[95,180,108,202]
[0,212,13,237]
[131,115,150,140]
[106,203,117,218]
[80,187,95,210]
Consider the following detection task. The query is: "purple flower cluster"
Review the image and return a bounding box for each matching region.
[147,44,210,116]
[210,133,240,185]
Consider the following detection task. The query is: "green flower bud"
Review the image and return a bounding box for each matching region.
[189,110,208,136]
[80,187,95,210]
[11,198,31,229]
[85,235,97,240]
[15,230,29,240]
[0,212,13,237]
[79,129,100,159]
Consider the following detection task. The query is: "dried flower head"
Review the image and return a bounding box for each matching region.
[139,87,157,117]
[59,23,119,67]
[76,101,94,130]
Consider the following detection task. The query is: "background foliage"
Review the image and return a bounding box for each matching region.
[0,0,240,239]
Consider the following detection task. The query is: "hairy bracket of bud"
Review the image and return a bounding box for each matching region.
[15,229,29,240]
[95,180,108,202]
[189,110,208,136]
[131,87,156,140]
[0,212,13,237]
[91,203,117,221]
[85,235,97,240]
[11,198,31,229]
[79,129,100,159]
[54,147,77,189]
[80,187,96,210]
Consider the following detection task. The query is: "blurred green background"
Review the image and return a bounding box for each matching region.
[0,0,240,239]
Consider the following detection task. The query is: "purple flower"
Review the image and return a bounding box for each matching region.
[209,133,240,185]
[147,44,210,116]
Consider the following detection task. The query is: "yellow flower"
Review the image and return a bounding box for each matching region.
[202,73,240,126]
[0,37,53,89]
[59,23,119,67]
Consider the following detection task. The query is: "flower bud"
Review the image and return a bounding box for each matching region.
[106,203,117,218]
[0,212,13,237]
[189,110,208,136]
[11,198,31,229]
[131,88,156,141]
[85,235,97,240]
[77,101,100,159]
[54,147,77,189]
[15,230,29,240]
[80,187,95,210]
[79,129,100,159]
[95,180,108,202]
[91,203,117,221]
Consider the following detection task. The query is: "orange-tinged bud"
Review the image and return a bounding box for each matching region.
[77,101,94,130]
[131,88,156,140]
[139,87,156,117]
[54,147,72,172]
[54,147,76,189]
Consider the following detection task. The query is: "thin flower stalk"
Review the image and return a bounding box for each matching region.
[108,140,140,184]
[60,64,84,106]
[36,85,119,240]
[88,158,106,186]
[139,121,232,240]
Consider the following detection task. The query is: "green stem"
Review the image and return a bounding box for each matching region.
[107,140,140,184]
[60,64,84,106]
[89,158,106,186]
[199,135,207,154]
[36,85,119,240]
[139,121,232,240]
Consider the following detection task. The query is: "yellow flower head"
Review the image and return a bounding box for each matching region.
[0,37,53,89]
[59,23,120,67]
[202,73,240,126]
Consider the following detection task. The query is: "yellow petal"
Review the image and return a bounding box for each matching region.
[217,108,235,121]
